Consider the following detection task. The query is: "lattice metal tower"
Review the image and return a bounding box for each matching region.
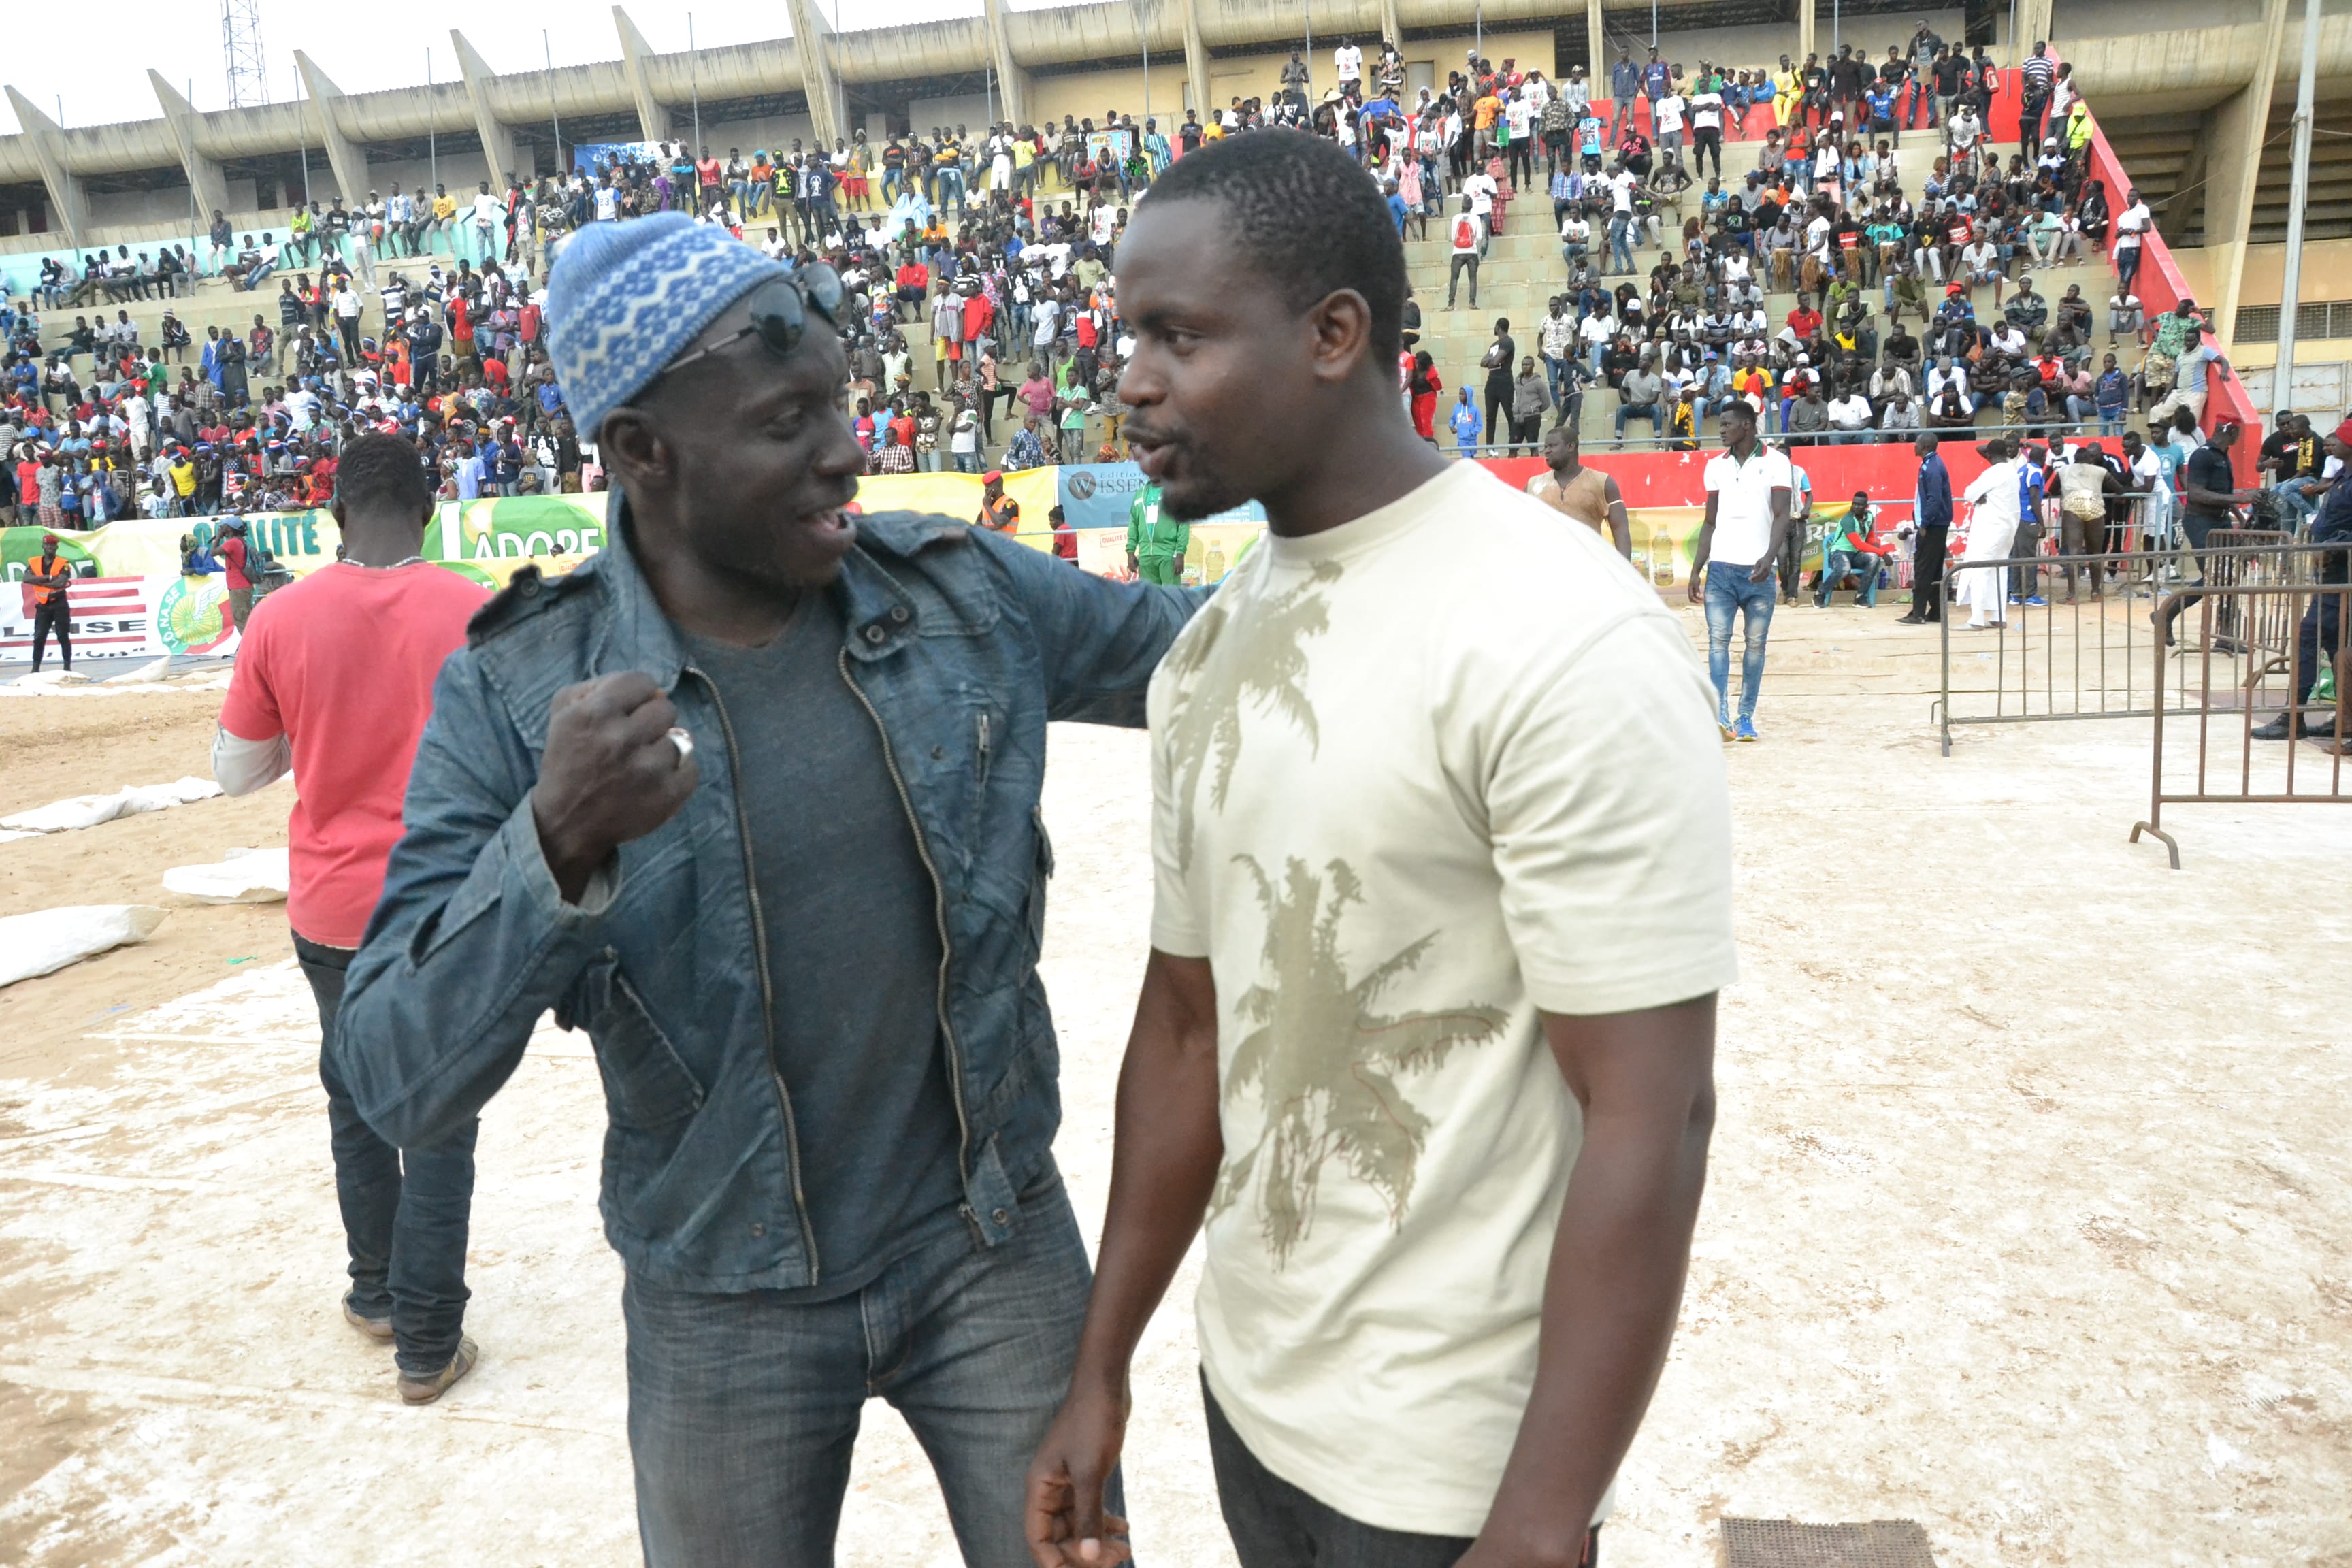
[221,0,269,106]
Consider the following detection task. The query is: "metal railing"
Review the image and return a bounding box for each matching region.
[2129,581,2351,868]
[1931,525,2320,756]
[1443,418,2132,457]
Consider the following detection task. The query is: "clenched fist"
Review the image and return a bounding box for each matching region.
[531,672,700,904]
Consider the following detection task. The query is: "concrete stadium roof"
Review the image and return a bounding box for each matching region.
[3,0,2347,244]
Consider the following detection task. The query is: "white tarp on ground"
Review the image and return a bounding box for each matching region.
[162,846,289,904]
[0,776,223,836]
[0,904,167,987]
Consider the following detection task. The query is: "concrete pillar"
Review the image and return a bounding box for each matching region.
[1380,0,1402,53]
[1799,0,1816,71]
[3,88,86,245]
[1586,0,1605,81]
[451,31,522,186]
[291,52,371,206]
[2208,0,2291,355]
[1177,0,1211,124]
[611,8,669,144]
[2010,0,2052,67]
[783,0,848,150]
[981,0,1031,128]
[146,72,231,222]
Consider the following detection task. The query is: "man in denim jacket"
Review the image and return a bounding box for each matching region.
[333,213,1195,1566]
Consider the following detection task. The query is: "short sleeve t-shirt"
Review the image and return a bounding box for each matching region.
[682,595,964,1297]
[1147,461,1738,1537]
[2182,442,2238,522]
[218,563,489,947]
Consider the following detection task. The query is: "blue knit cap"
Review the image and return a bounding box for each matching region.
[546,213,787,438]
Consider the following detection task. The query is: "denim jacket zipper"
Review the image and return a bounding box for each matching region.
[683,664,821,1278]
[837,648,978,1218]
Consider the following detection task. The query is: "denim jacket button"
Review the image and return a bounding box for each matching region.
[931,745,945,760]
[864,624,886,644]
[990,1208,1009,1226]
[889,605,911,623]
[749,1222,766,1238]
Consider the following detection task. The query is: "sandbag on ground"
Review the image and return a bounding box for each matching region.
[0,777,224,835]
[0,906,169,987]
[163,846,289,904]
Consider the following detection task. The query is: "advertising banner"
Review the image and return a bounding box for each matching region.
[574,142,669,176]
[0,573,238,663]
[1053,463,1268,536]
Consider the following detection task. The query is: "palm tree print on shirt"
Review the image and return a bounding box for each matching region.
[1163,557,1341,871]
[1214,854,1510,1268]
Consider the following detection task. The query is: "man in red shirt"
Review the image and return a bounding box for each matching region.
[213,433,491,1405]
[217,521,255,636]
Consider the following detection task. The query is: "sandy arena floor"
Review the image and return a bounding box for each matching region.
[1,609,2349,1568]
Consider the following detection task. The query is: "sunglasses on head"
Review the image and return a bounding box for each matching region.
[657,265,845,380]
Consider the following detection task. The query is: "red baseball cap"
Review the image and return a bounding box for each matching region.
[981,469,1003,484]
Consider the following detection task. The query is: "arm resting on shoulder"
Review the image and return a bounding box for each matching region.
[990,527,1207,728]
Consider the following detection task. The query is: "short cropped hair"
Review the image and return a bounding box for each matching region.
[336,431,435,516]
[1138,128,1407,365]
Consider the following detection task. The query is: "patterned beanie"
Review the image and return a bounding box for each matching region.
[545,213,787,439]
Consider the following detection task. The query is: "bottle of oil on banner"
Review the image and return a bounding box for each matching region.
[1651,527,1677,587]
[1204,538,1226,583]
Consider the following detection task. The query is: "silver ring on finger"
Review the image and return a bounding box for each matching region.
[666,726,695,766]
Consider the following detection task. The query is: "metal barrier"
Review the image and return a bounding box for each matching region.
[2128,582,2351,868]
[1932,528,2315,756]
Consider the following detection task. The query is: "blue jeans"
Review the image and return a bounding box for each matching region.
[1543,353,1573,405]
[1607,214,1634,273]
[1704,559,1777,723]
[2271,476,2321,528]
[623,1167,1113,1568]
[1814,550,1882,606]
[296,934,476,1379]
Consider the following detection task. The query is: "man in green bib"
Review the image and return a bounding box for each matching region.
[1125,480,1190,584]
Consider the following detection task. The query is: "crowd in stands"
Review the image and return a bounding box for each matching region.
[0,18,2242,537]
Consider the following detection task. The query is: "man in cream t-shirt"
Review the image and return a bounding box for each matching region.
[1026,130,1737,1568]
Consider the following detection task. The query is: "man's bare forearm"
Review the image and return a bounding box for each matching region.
[1067,949,1224,1395]
[1473,1000,1718,1564]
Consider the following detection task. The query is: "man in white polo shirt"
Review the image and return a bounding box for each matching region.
[1687,397,1793,740]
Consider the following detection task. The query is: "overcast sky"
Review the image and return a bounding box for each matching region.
[7,0,1015,131]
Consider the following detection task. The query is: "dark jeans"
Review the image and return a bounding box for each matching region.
[295,933,477,1378]
[1815,551,1884,606]
[1447,252,1479,307]
[1912,525,1949,619]
[625,1167,1111,1568]
[1205,1379,1597,1568]
[2293,590,2345,703]
[31,599,70,670]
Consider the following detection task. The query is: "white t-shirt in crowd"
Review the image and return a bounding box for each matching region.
[1461,172,1497,216]
[1654,94,1686,134]
[1149,459,1737,1538]
[1335,44,1362,81]
[1702,443,1794,565]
